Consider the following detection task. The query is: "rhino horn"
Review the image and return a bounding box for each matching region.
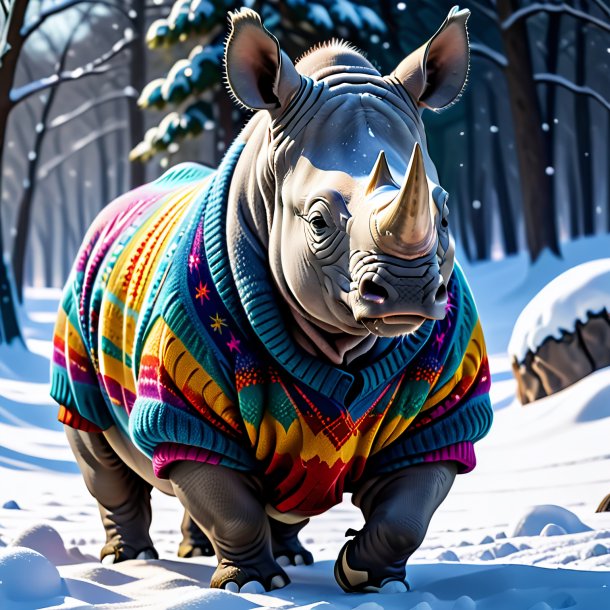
[366,150,398,195]
[371,142,436,259]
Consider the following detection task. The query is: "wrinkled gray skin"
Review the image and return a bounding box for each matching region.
[225,7,468,364]
[69,6,471,595]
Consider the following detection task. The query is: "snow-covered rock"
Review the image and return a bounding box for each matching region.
[511,505,592,537]
[509,259,610,361]
[509,259,610,404]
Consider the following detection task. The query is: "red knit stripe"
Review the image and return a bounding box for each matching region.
[58,404,103,433]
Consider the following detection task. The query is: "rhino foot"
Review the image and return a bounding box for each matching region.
[101,544,159,564]
[334,539,409,593]
[210,560,290,592]
[178,541,215,558]
[179,511,215,558]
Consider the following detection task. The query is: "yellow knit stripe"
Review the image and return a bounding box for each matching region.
[124,189,195,313]
[422,319,486,410]
[97,185,199,396]
[250,409,383,467]
[154,319,237,425]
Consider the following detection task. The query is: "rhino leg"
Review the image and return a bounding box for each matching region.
[178,511,215,558]
[335,461,457,593]
[65,426,158,563]
[269,517,314,566]
[169,461,289,593]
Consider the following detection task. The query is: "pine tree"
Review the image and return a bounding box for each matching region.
[130,0,386,163]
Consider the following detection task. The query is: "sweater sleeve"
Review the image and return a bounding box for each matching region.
[129,314,257,477]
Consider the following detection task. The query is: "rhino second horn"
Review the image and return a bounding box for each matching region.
[366,150,398,195]
[371,142,436,259]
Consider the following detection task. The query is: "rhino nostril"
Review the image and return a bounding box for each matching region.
[359,279,389,304]
[435,283,447,302]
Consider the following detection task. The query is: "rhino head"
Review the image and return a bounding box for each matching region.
[225,8,469,361]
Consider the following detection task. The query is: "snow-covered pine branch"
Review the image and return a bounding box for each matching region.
[502,3,610,33]
[534,73,610,112]
[20,0,136,39]
[10,35,136,104]
[470,43,508,68]
[48,88,138,131]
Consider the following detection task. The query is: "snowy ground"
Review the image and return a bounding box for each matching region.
[1,235,610,609]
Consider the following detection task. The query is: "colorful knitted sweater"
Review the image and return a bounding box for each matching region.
[51,140,493,517]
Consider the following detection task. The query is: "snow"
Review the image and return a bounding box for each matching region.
[508,258,610,362]
[2,236,610,608]
[0,547,63,602]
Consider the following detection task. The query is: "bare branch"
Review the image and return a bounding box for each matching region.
[590,0,610,19]
[534,72,610,112]
[38,120,127,178]
[502,3,610,33]
[0,0,9,19]
[10,35,135,104]
[467,1,498,22]
[21,0,135,39]
[48,87,138,130]
[470,42,508,68]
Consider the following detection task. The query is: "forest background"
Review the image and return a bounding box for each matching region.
[0,0,608,345]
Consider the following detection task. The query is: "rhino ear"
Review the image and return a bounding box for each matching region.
[391,6,470,111]
[225,8,301,111]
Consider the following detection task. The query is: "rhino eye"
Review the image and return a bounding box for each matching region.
[310,214,329,232]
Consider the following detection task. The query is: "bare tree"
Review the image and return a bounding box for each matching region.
[0,0,148,308]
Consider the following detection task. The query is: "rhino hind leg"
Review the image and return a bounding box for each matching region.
[169,461,289,592]
[269,517,314,566]
[64,426,158,563]
[178,511,215,557]
[335,461,457,593]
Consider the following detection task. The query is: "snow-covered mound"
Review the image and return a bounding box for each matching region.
[0,546,63,602]
[510,505,592,537]
[508,259,610,404]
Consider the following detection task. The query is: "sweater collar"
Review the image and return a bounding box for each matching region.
[204,139,434,406]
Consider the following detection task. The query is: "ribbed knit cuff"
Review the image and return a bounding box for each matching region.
[153,442,222,478]
[422,441,476,473]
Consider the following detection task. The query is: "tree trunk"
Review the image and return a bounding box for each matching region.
[544,12,560,238]
[128,0,146,189]
[575,2,594,236]
[0,0,29,343]
[487,83,517,255]
[496,0,561,261]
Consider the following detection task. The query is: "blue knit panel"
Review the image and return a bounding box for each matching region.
[129,397,256,470]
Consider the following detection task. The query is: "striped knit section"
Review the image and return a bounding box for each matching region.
[50,139,493,518]
[57,404,103,434]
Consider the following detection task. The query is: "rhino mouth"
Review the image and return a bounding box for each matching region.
[360,314,426,337]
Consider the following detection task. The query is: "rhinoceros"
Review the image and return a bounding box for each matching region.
[51,6,492,594]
